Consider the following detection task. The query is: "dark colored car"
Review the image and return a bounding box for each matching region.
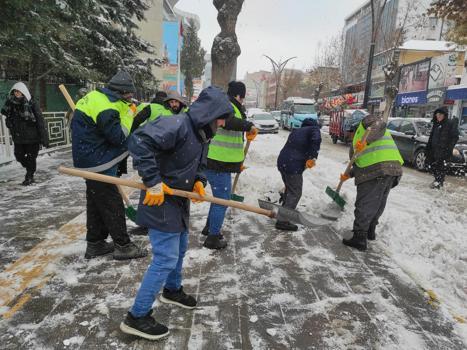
[387,118,467,173]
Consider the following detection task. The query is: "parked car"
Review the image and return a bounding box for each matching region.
[270,110,281,122]
[251,112,279,134]
[246,108,264,120]
[329,109,368,144]
[387,117,467,173]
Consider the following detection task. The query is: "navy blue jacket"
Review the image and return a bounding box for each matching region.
[71,88,129,173]
[129,86,233,233]
[277,118,321,174]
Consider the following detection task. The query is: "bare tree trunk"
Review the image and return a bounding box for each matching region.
[211,0,244,90]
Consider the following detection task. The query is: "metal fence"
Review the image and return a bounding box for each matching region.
[0,111,70,165]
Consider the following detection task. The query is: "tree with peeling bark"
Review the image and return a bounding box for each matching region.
[210,0,244,89]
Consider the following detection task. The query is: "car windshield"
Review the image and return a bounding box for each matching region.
[415,121,431,136]
[271,111,281,117]
[254,113,274,121]
[294,104,316,114]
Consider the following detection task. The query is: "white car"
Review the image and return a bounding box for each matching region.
[247,108,265,120]
[251,112,279,134]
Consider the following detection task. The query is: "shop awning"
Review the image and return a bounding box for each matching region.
[446,85,467,100]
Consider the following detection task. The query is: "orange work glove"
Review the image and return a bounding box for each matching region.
[240,164,248,172]
[143,183,173,206]
[191,181,205,203]
[340,173,351,182]
[305,159,316,169]
[246,127,258,141]
[355,140,367,153]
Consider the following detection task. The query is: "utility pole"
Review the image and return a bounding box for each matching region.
[264,55,297,110]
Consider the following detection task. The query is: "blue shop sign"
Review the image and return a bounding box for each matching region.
[396,91,427,106]
[446,87,467,100]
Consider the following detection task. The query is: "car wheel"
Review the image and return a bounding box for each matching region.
[414,149,427,171]
[331,135,338,144]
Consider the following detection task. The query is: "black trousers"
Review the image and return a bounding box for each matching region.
[280,172,303,210]
[353,176,395,234]
[85,179,130,245]
[430,159,447,185]
[14,143,40,176]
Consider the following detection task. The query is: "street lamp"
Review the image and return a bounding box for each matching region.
[264,55,297,110]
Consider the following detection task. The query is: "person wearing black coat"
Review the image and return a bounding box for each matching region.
[425,107,459,189]
[276,118,321,231]
[1,82,48,185]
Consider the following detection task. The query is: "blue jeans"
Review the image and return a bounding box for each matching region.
[130,229,188,318]
[205,170,231,235]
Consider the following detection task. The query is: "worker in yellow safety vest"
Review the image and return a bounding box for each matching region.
[340,114,403,251]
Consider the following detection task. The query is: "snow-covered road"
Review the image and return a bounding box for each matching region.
[0,130,466,349]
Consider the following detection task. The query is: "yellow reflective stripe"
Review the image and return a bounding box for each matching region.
[210,140,244,149]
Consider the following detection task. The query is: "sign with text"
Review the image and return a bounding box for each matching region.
[396,91,427,106]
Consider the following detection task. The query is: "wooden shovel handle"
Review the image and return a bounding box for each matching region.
[58,166,274,218]
[335,127,372,193]
[232,139,252,194]
[59,84,76,111]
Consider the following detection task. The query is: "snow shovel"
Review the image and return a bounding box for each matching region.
[231,140,252,202]
[324,127,372,213]
[58,84,137,222]
[58,166,328,228]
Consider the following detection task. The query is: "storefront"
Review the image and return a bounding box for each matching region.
[395,90,431,118]
[446,85,467,125]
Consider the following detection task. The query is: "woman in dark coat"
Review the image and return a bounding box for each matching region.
[425,107,459,189]
[1,82,48,185]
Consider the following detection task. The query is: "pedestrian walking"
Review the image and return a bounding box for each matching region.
[341,115,403,251]
[201,81,258,250]
[71,70,147,260]
[276,118,321,231]
[425,107,459,189]
[1,82,49,185]
[120,86,233,340]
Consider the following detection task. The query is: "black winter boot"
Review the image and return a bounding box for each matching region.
[203,235,227,250]
[113,242,147,260]
[22,173,34,186]
[343,231,367,251]
[201,225,209,236]
[160,286,197,309]
[120,310,169,340]
[275,221,298,231]
[85,240,114,259]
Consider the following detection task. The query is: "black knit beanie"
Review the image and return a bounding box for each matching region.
[227,81,246,99]
[107,71,136,94]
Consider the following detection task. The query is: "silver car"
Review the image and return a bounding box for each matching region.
[252,112,279,134]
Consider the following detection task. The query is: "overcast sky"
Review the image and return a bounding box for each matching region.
[176,0,366,79]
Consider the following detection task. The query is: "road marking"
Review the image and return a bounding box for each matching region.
[0,184,137,319]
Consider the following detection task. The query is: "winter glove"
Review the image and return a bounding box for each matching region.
[240,164,247,172]
[305,159,316,169]
[355,140,367,153]
[143,183,174,206]
[340,173,351,182]
[246,127,258,141]
[191,181,205,203]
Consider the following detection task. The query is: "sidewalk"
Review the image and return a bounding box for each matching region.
[0,147,465,349]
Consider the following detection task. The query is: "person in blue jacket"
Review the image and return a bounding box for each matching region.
[71,71,147,261]
[120,86,233,341]
[276,118,321,231]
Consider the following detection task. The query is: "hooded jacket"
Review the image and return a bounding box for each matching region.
[129,86,233,232]
[349,115,403,185]
[1,82,48,145]
[426,108,459,162]
[71,88,130,173]
[277,118,321,174]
